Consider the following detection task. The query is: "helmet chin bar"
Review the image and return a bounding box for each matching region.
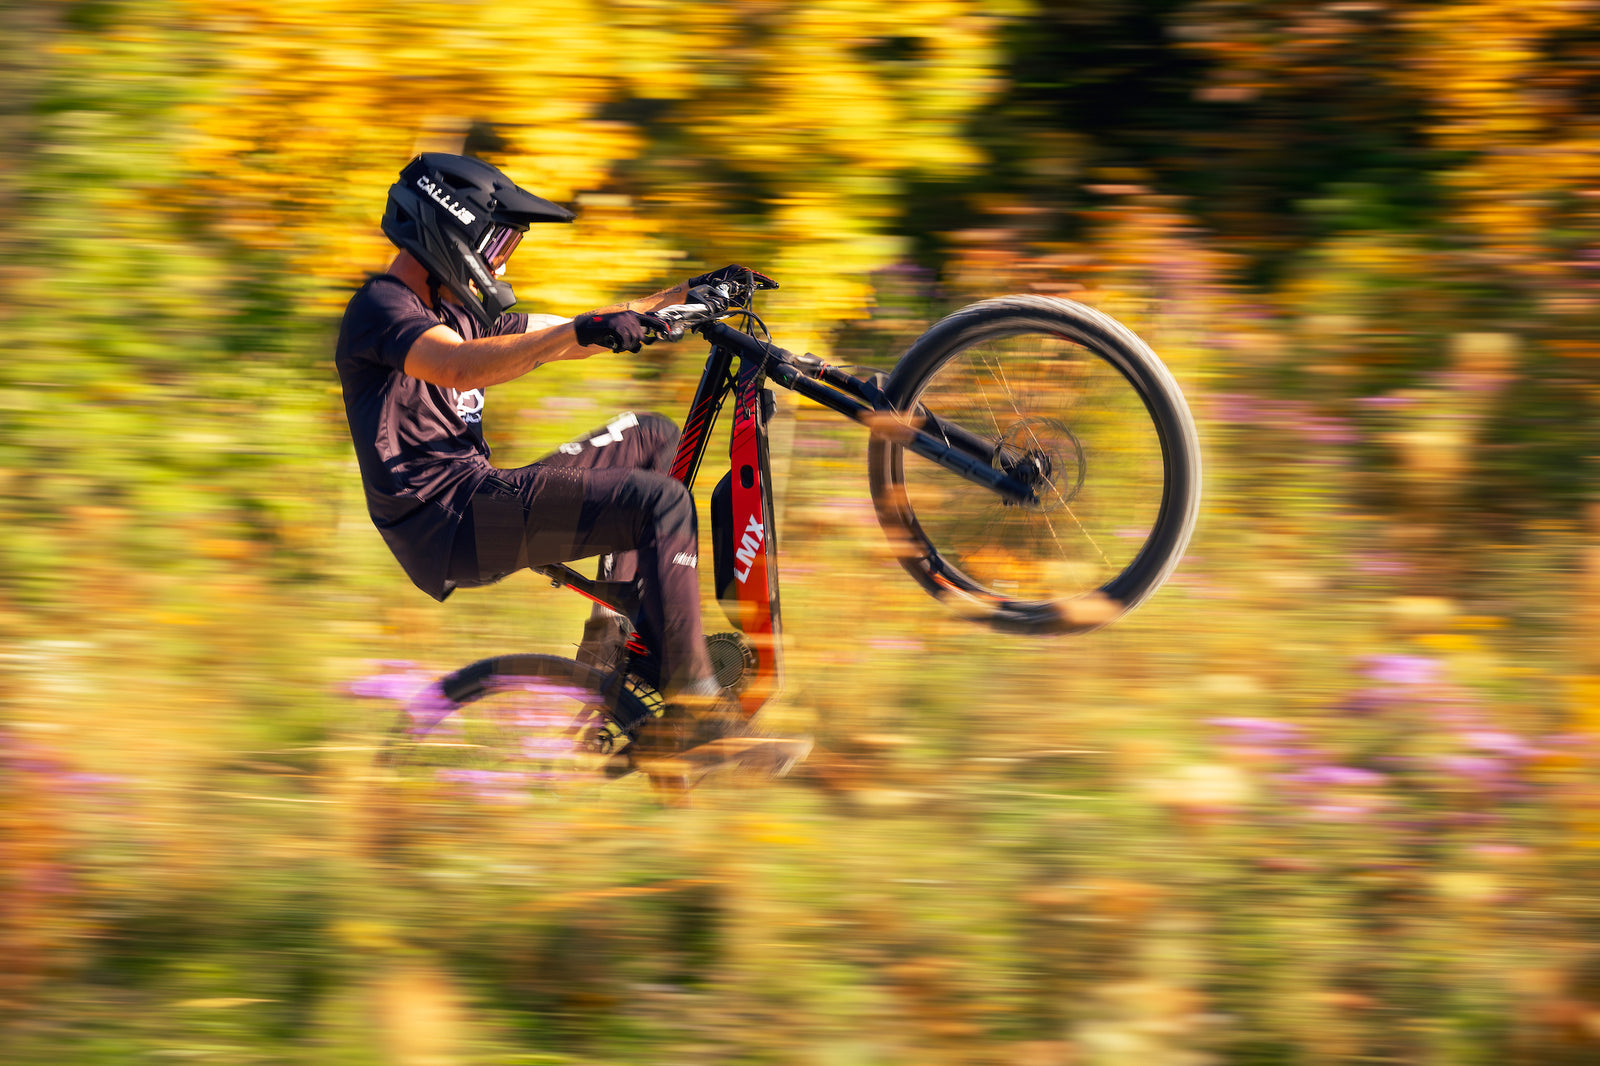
[443,229,516,324]
[463,277,517,319]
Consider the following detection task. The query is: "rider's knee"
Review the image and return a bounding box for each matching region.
[660,474,693,509]
[637,411,678,437]
[649,475,696,526]
[634,411,681,471]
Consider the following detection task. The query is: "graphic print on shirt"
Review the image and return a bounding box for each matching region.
[454,388,485,424]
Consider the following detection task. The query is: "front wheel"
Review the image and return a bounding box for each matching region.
[867,296,1200,635]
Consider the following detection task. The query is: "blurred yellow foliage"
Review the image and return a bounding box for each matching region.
[1568,675,1600,736]
[1179,0,1600,279]
[176,0,1004,339]
[1402,0,1600,272]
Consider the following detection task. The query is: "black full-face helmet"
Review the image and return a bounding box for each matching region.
[382,152,575,326]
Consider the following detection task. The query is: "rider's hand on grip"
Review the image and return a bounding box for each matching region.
[572,309,673,354]
[687,265,778,306]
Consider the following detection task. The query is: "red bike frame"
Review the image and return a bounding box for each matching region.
[532,327,787,716]
[533,318,1036,717]
[677,343,784,714]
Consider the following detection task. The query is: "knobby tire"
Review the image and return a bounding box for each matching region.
[868,295,1200,635]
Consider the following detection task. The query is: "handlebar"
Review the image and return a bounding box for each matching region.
[645,271,780,345]
[605,277,1036,506]
[582,280,757,353]
[584,271,784,353]
[650,297,725,341]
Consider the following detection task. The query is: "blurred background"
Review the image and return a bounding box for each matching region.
[5,1,1600,1062]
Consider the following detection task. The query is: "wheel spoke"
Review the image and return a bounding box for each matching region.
[976,348,1113,571]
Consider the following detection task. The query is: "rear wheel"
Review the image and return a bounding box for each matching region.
[867,296,1200,634]
[378,654,660,801]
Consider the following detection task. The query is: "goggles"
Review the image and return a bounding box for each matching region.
[477,225,525,275]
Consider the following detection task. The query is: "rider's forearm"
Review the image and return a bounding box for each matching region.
[593,282,690,315]
[403,284,691,392]
[403,321,590,391]
[403,283,691,390]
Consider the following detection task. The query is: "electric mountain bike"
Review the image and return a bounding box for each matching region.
[375,277,1200,793]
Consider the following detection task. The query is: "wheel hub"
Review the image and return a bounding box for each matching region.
[994,418,1084,510]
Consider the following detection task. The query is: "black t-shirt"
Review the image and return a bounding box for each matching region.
[335,274,530,600]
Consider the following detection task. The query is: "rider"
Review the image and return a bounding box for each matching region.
[335,152,758,726]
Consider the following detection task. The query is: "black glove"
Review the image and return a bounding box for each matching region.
[686,264,778,305]
[572,309,672,353]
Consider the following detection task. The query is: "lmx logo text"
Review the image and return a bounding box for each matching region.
[733,516,765,584]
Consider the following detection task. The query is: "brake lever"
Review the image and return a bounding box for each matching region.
[653,297,728,334]
[686,281,736,308]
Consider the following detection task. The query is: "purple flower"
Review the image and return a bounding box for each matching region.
[1434,754,1506,784]
[60,772,125,796]
[405,683,458,736]
[1363,654,1440,686]
[868,637,925,652]
[1357,394,1417,409]
[1210,393,1260,424]
[1210,717,1308,758]
[1428,705,1477,727]
[1306,803,1371,822]
[1210,717,1300,739]
[1353,555,1410,576]
[438,769,527,785]
[1293,765,1386,788]
[349,667,434,702]
[437,768,535,804]
[1341,687,1397,715]
[1462,731,1535,759]
[10,756,68,775]
[1301,416,1359,446]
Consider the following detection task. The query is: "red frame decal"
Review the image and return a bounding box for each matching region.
[727,370,781,714]
[669,394,718,484]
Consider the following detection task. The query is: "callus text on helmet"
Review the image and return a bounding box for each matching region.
[415,176,477,226]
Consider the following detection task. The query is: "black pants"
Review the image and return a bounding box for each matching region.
[447,412,713,695]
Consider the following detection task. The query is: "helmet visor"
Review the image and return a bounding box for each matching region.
[478,226,524,274]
